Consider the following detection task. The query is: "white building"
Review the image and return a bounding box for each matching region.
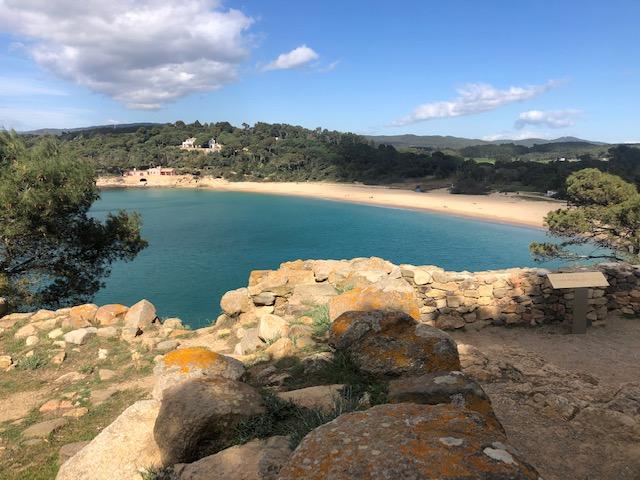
[181,137,196,149]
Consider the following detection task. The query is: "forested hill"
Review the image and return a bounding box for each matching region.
[18,121,640,195]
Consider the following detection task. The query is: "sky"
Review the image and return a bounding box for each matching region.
[0,0,638,142]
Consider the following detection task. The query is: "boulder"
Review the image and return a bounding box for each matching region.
[56,400,161,480]
[163,318,184,329]
[59,441,90,466]
[174,436,291,480]
[63,328,96,345]
[48,328,64,339]
[69,304,98,327]
[264,337,293,360]
[14,323,37,339]
[278,403,539,480]
[153,378,265,465]
[96,326,119,339]
[233,328,265,356]
[220,288,253,316]
[0,355,12,369]
[23,418,68,439]
[152,347,245,401]
[156,339,180,352]
[95,304,128,326]
[288,284,338,306]
[25,335,39,346]
[388,371,501,431]
[277,384,344,412]
[257,314,288,342]
[252,292,276,306]
[328,280,420,322]
[30,309,57,322]
[124,299,157,330]
[329,310,460,377]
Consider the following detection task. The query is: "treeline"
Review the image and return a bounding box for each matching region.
[20,121,640,196]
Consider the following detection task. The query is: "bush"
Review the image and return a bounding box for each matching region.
[16,353,47,370]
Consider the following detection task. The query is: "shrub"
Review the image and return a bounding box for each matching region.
[16,353,47,370]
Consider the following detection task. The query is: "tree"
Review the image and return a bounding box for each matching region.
[530,168,640,262]
[0,132,148,310]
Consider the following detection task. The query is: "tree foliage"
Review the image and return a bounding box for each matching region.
[0,132,147,310]
[530,168,640,262]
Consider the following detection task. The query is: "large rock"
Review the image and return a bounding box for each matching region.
[388,371,502,431]
[56,400,161,480]
[152,347,245,400]
[69,304,98,327]
[277,384,344,412]
[174,436,291,480]
[30,309,57,322]
[124,299,156,329]
[257,314,288,341]
[233,328,265,355]
[14,323,37,339]
[153,378,265,465]
[59,441,90,466]
[328,279,420,322]
[63,327,97,345]
[329,310,460,377]
[0,311,32,329]
[95,304,129,326]
[23,418,68,439]
[220,288,253,316]
[278,403,539,480]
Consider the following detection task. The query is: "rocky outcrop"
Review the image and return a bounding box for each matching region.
[56,400,162,480]
[329,310,460,376]
[173,436,291,480]
[152,347,245,400]
[153,378,265,464]
[278,403,539,479]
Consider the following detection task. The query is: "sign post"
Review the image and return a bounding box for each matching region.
[546,272,609,334]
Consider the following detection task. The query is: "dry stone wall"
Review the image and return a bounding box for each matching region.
[239,258,640,332]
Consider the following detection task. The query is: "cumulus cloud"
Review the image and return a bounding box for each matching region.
[515,109,582,129]
[393,80,560,126]
[263,45,319,71]
[0,0,254,109]
[482,131,554,142]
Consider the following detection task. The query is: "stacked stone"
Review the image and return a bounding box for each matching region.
[599,262,640,317]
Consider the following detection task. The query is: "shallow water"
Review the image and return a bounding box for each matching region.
[92,188,566,328]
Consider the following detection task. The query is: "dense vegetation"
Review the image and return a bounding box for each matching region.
[0,132,147,310]
[18,121,640,196]
[531,168,640,263]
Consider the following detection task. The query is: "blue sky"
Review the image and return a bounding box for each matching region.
[0,0,638,142]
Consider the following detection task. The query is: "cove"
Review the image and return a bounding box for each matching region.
[92,188,561,328]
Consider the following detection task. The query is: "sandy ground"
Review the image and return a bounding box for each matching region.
[97,175,564,228]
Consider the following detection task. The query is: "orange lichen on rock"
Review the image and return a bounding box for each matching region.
[328,285,421,322]
[329,310,460,377]
[162,347,220,373]
[278,403,540,480]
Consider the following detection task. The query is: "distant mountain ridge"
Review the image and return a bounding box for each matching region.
[365,134,608,149]
[19,122,163,136]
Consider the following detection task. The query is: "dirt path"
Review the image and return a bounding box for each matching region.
[452,316,640,480]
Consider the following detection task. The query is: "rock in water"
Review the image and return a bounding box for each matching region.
[152,347,245,400]
[278,403,539,480]
[56,400,161,480]
[124,299,157,330]
[153,378,265,465]
[174,436,291,480]
[329,310,460,376]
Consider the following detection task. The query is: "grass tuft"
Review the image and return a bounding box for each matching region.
[16,353,47,370]
[303,305,330,336]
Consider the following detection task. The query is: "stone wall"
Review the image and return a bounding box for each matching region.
[401,262,640,330]
[239,258,640,332]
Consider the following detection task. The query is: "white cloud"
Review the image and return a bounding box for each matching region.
[482,130,555,142]
[515,109,582,129]
[0,0,254,109]
[393,80,561,126]
[263,45,319,71]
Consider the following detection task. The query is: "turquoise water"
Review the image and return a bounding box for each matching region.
[92,188,560,328]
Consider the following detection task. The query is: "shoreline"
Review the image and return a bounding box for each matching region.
[96,175,564,229]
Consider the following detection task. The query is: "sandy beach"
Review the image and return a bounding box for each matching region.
[97,175,565,228]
